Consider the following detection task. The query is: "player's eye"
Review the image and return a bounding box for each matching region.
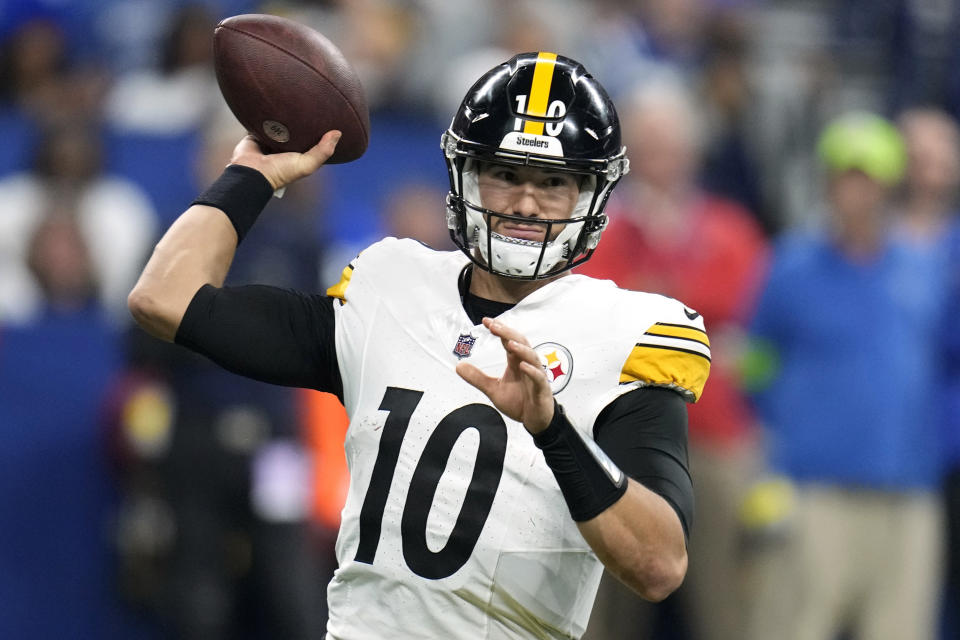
[543,175,575,189]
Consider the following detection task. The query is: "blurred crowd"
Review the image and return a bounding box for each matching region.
[1,0,960,638]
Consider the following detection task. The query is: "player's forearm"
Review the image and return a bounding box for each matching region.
[531,400,688,600]
[128,205,239,342]
[577,480,688,602]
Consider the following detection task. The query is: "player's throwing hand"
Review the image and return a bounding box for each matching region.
[228,130,342,191]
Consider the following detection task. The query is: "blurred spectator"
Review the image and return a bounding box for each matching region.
[101,4,221,225]
[119,118,328,639]
[944,218,960,640]
[698,10,772,235]
[428,0,584,121]
[744,112,944,640]
[888,0,960,114]
[104,4,220,135]
[575,0,716,102]
[895,107,960,243]
[580,78,768,640]
[0,13,107,127]
[90,0,258,74]
[382,181,454,250]
[277,0,419,113]
[335,0,417,111]
[741,2,837,233]
[0,214,126,638]
[0,14,62,172]
[638,0,712,70]
[925,109,960,639]
[318,110,449,285]
[830,0,960,117]
[26,208,98,307]
[0,123,157,323]
[0,15,66,115]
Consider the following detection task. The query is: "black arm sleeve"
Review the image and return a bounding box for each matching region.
[174,284,343,399]
[593,387,694,538]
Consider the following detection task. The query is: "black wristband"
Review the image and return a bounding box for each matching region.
[534,401,628,522]
[192,164,274,243]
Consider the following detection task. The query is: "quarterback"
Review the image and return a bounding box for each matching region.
[129,52,708,639]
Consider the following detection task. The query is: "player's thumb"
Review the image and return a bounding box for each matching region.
[305,130,341,167]
[280,130,339,186]
[456,361,496,396]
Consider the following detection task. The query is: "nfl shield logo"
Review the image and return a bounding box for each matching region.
[453,333,477,359]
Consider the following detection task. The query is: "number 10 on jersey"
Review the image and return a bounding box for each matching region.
[353,387,508,579]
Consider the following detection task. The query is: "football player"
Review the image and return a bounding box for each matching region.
[129,52,708,639]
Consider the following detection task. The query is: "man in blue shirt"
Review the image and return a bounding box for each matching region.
[745,112,945,640]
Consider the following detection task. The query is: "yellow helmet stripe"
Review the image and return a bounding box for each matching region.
[522,52,558,136]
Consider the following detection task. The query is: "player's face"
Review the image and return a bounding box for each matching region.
[477,163,581,242]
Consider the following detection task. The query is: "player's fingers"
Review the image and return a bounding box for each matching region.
[482,317,509,349]
[258,131,341,189]
[482,317,530,347]
[518,360,551,394]
[456,361,498,397]
[504,341,544,386]
[481,318,518,357]
[301,130,342,169]
[518,361,552,422]
[505,338,541,369]
[232,134,264,158]
[228,135,270,170]
[518,361,554,432]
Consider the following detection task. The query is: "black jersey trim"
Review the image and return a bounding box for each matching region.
[631,342,712,363]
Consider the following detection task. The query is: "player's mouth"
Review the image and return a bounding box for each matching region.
[496,222,547,242]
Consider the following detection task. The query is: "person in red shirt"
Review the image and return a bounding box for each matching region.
[580,78,768,640]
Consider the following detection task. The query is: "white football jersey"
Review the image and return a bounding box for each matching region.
[325,238,709,640]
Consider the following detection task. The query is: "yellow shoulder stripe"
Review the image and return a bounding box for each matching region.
[643,322,710,347]
[619,341,711,402]
[325,264,354,302]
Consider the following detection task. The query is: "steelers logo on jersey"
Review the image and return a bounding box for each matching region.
[534,342,573,394]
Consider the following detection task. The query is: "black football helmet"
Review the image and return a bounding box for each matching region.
[442,51,629,279]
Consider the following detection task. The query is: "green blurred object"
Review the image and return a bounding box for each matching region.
[739,476,796,530]
[817,111,906,185]
[739,337,780,393]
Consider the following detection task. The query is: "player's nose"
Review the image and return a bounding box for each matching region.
[508,184,542,217]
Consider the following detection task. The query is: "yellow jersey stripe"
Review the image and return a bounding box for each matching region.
[649,322,709,341]
[619,343,711,402]
[638,335,711,360]
[522,52,558,136]
[326,264,354,301]
[644,324,710,348]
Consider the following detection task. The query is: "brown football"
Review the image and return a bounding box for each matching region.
[213,14,370,162]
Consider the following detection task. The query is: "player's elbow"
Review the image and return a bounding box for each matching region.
[629,549,687,603]
[128,283,180,343]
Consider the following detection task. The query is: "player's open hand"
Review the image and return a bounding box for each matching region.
[456,317,554,434]
[227,131,341,190]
